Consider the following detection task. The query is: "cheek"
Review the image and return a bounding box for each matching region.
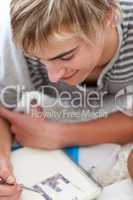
[86,45,103,67]
[71,52,98,70]
[62,46,103,71]
[90,48,102,63]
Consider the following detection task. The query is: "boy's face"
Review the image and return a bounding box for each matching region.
[35,31,105,86]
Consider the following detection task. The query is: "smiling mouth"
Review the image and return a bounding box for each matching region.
[62,70,79,80]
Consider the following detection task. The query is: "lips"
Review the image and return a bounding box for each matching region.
[62,70,79,80]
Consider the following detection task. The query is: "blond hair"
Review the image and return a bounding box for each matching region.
[11,0,121,55]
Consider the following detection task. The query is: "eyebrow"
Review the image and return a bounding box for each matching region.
[48,47,78,61]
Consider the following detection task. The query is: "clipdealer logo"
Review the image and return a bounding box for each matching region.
[1,84,133,118]
[115,85,133,117]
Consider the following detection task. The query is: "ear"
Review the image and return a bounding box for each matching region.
[104,8,114,28]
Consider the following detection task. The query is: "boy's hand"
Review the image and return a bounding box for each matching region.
[0,156,22,199]
[0,107,69,150]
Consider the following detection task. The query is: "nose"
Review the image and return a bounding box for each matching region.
[46,64,66,83]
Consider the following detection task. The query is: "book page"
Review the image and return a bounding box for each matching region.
[11,148,101,200]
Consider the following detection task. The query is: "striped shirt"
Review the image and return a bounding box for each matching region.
[24,0,133,121]
[25,0,133,94]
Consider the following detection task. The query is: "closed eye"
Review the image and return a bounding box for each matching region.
[60,54,74,61]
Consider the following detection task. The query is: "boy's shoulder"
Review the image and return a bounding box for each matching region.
[120,0,133,22]
[120,0,133,8]
[119,0,133,39]
[102,1,133,93]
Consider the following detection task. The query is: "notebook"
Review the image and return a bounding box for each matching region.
[11,148,102,200]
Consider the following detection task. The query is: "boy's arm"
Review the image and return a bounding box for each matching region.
[0,117,22,196]
[63,112,133,146]
[0,106,132,149]
[0,118,12,158]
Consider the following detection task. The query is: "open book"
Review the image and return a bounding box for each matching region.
[11,148,102,200]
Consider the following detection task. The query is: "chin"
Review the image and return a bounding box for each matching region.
[63,78,84,86]
[63,80,77,86]
[62,72,89,86]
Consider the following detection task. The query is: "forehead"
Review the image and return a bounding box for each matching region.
[34,37,82,60]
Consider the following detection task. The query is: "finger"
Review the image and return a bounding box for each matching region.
[11,126,19,135]
[0,107,22,124]
[5,176,16,185]
[0,107,31,128]
[0,172,16,185]
[14,133,35,148]
[0,184,21,196]
[14,135,26,147]
[11,129,24,145]
[12,126,27,145]
[11,125,26,137]
[0,161,16,185]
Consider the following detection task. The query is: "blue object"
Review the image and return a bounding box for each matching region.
[65,146,79,164]
[12,143,22,151]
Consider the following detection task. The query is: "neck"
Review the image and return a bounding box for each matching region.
[98,26,119,67]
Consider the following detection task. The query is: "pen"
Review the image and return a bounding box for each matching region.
[0,178,43,196]
[21,184,43,195]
